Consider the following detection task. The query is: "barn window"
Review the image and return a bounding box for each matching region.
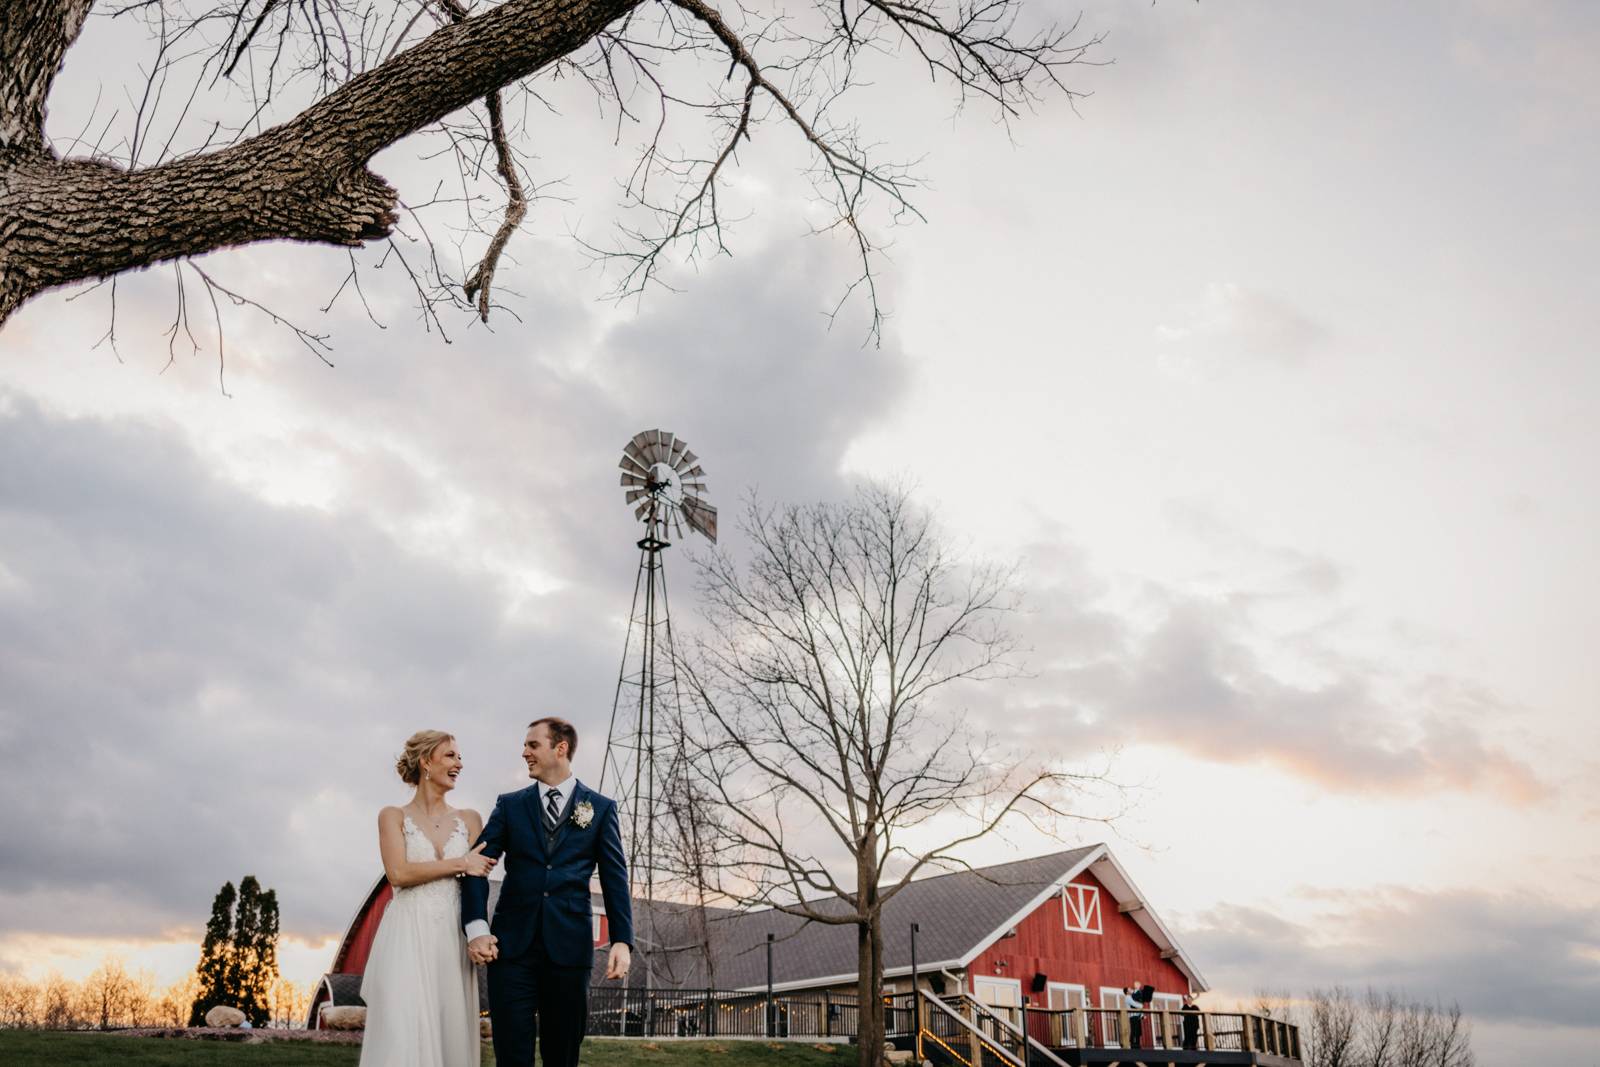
[1062,883,1102,934]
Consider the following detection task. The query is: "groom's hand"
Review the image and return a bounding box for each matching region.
[604,942,631,981]
[467,935,498,964]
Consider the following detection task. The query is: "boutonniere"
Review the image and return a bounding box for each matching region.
[572,800,595,829]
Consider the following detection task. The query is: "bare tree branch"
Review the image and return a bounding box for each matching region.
[1,0,1105,349]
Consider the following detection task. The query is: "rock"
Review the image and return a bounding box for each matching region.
[204,1006,246,1028]
[883,1049,915,1066]
[319,1005,368,1031]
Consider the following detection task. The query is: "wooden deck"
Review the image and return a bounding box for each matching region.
[1037,1052,1302,1067]
[898,996,1303,1067]
[1022,1005,1302,1063]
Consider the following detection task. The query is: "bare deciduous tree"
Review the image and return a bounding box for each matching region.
[1361,987,1401,1067]
[0,972,40,1029]
[1308,986,1359,1067]
[674,484,1113,1067]
[0,0,1103,344]
[78,957,150,1030]
[39,972,79,1030]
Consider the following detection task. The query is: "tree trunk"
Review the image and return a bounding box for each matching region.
[0,0,640,325]
[855,839,885,1067]
[856,918,883,1067]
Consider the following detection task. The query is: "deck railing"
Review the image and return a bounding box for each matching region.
[585,986,860,1039]
[571,985,1304,1061]
[1022,1006,1301,1059]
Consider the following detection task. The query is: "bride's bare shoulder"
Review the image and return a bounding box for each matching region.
[457,808,484,832]
[377,805,407,827]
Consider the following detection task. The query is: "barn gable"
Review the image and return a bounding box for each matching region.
[959,846,1205,996]
[966,863,1193,1009]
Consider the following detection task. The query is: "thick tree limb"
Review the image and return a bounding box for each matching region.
[0,0,640,325]
[0,0,95,154]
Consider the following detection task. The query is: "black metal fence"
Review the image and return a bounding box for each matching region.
[585,987,860,1040]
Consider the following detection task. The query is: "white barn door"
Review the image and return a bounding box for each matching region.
[973,975,1024,1033]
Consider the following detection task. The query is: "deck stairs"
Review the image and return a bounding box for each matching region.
[912,990,1069,1067]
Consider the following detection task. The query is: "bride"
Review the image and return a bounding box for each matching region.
[360,730,496,1067]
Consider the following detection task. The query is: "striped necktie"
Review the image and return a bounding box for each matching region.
[546,788,562,826]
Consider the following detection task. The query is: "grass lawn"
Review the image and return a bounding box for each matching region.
[0,1031,856,1066]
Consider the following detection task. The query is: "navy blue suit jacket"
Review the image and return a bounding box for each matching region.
[461,780,633,967]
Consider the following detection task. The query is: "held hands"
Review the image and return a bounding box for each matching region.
[467,935,499,965]
[460,843,497,878]
[605,942,631,981]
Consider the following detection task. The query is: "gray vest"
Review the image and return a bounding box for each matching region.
[541,790,563,847]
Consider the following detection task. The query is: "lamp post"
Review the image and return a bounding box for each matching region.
[910,922,921,1048]
[766,933,775,1037]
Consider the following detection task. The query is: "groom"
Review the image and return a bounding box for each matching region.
[462,717,633,1067]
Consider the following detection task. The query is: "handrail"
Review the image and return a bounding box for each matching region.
[919,989,1025,1067]
[953,993,1069,1067]
[922,1028,975,1067]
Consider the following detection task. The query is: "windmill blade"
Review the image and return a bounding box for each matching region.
[625,489,648,504]
[683,497,718,544]
[682,480,707,494]
[629,431,652,456]
[658,432,677,462]
[676,449,699,471]
[671,509,684,540]
[620,472,648,488]
[634,501,652,521]
[682,464,705,478]
[620,452,650,475]
[668,437,688,467]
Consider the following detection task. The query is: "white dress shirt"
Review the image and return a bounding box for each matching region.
[464,776,578,942]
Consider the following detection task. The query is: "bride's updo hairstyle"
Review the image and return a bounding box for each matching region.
[396,730,454,785]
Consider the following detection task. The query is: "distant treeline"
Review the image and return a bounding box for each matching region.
[0,958,314,1031]
[1248,986,1475,1067]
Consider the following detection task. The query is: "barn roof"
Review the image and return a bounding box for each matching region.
[626,843,1208,993]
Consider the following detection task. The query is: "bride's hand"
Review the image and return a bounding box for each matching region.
[460,843,497,878]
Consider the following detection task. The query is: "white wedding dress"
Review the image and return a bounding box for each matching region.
[360,815,480,1067]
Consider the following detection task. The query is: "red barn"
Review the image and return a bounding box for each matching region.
[313,843,1201,1020]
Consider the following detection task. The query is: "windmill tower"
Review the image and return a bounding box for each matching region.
[599,430,717,985]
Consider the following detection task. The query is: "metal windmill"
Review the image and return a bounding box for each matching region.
[599,430,717,984]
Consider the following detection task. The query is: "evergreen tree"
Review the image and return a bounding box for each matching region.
[186,875,281,1027]
[228,877,280,1027]
[188,881,236,1026]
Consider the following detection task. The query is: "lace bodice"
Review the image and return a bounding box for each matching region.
[391,814,468,915]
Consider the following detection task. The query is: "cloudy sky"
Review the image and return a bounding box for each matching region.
[2,1,1596,1062]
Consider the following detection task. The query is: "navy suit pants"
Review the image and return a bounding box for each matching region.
[487,941,591,1067]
